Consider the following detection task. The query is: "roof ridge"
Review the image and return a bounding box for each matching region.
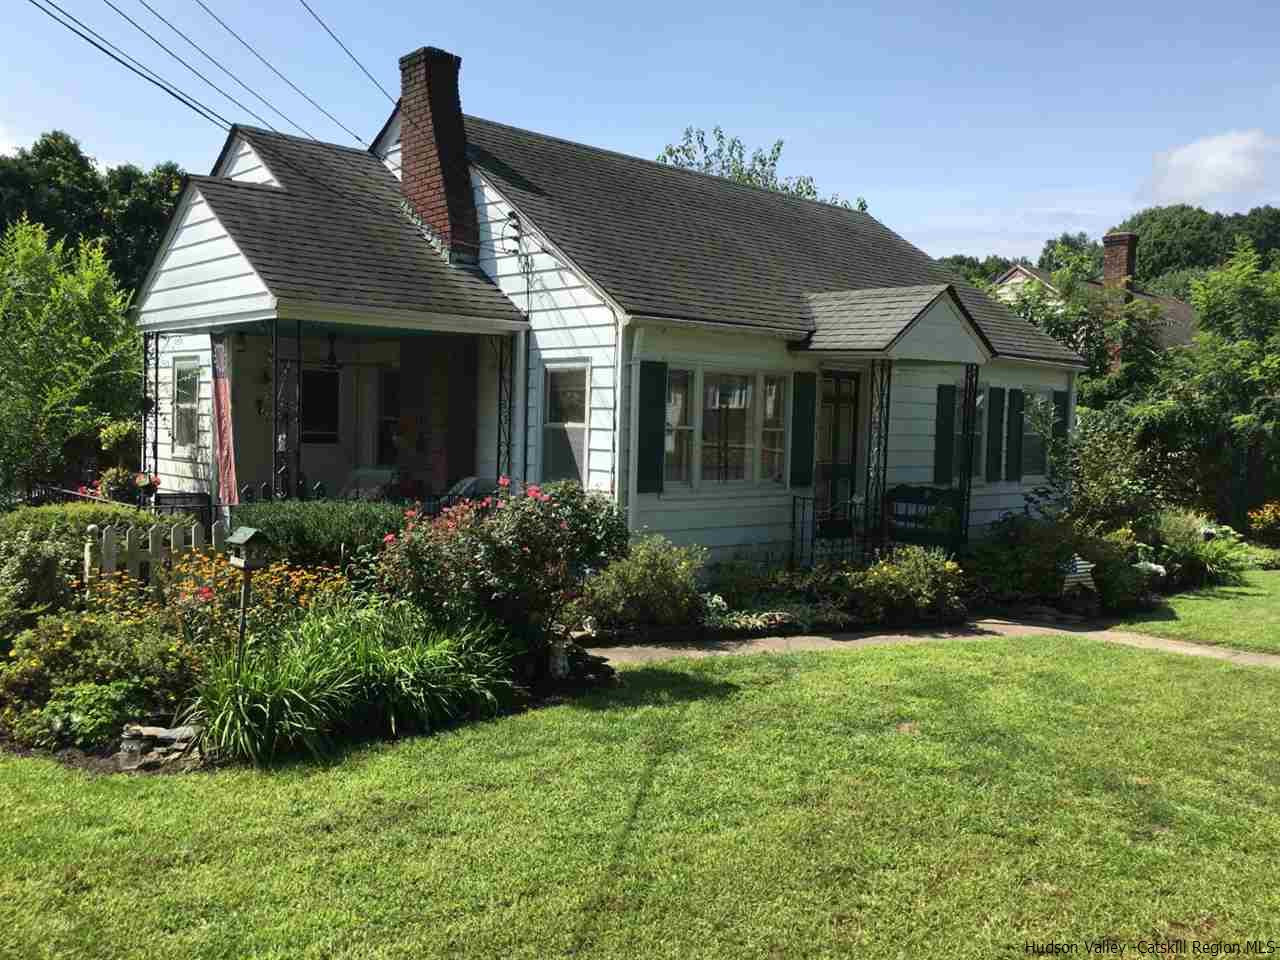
[463,113,876,218]
[233,124,374,157]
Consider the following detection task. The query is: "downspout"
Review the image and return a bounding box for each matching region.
[625,323,645,534]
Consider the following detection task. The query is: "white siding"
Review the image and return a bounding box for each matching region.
[215,136,279,186]
[889,296,987,364]
[151,333,215,496]
[884,359,1073,535]
[472,172,617,492]
[374,114,402,180]
[136,189,273,329]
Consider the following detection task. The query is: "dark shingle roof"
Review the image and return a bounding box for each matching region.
[1000,265,1196,349]
[806,285,950,351]
[462,115,1082,365]
[192,126,523,323]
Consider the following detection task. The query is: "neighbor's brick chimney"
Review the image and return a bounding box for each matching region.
[1103,232,1138,291]
[398,47,478,263]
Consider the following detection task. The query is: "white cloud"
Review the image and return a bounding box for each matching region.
[1143,129,1280,207]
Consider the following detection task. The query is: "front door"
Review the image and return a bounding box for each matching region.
[815,373,860,536]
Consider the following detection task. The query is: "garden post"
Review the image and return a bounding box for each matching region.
[236,569,252,676]
[83,524,100,596]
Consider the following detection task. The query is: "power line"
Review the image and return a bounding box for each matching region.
[134,0,317,139]
[191,0,368,146]
[297,0,395,105]
[27,0,229,129]
[100,0,278,132]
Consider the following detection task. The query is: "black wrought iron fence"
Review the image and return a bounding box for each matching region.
[791,495,866,568]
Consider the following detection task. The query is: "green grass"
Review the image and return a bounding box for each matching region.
[1117,569,1280,654]
[4,636,1280,958]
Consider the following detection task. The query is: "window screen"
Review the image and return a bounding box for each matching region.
[543,367,587,483]
[302,369,340,444]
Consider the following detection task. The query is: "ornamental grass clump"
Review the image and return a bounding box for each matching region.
[186,598,512,764]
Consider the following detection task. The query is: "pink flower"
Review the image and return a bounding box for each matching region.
[560,521,569,530]
[151,475,161,489]
[196,586,214,602]
[498,475,511,488]
[404,508,418,520]
[481,496,493,507]
[383,533,397,545]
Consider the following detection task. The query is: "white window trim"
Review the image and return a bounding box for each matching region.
[171,356,201,461]
[664,367,697,489]
[541,359,591,485]
[653,362,793,496]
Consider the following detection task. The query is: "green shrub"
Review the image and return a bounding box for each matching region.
[962,516,1076,605]
[380,482,628,662]
[704,556,776,610]
[12,680,143,749]
[0,611,197,746]
[845,546,967,626]
[0,501,192,541]
[576,535,707,631]
[0,529,78,648]
[1075,526,1147,613]
[230,500,408,565]
[187,598,511,764]
[1149,508,1250,588]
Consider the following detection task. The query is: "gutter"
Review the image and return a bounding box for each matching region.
[630,314,810,342]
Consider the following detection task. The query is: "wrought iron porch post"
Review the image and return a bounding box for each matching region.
[863,359,893,545]
[271,317,279,497]
[294,316,302,497]
[494,334,513,479]
[957,362,979,545]
[141,332,150,474]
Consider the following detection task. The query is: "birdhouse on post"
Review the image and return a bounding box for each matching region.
[227,526,271,571]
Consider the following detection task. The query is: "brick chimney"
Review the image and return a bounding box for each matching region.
[398,47,478,263]
[1103,232,1138,291]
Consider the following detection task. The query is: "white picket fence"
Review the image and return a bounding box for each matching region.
[83,520,227,588]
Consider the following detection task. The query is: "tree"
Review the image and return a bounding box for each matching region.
[0,218,140,493]
[1111,205,1229,283]
[0,131,183,294]
[658,126,867,212]
[1037,231,1102,275]
[937,253,1026,287]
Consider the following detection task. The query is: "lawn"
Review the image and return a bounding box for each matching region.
[3,635,1280,958]
[1117,569,1280,654]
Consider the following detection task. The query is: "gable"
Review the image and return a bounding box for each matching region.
[214,136,279,186]
[135,186,274,329]
[372,110,402,180]
[888,293,989,364]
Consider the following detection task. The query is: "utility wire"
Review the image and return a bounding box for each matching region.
[27,0,229,128]
[134,0,317,139]
[31,0,447,267]
[296,0,395,105]
[100,0,277,132]
[192,0,368,146]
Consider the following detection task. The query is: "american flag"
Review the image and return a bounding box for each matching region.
[1062,554,1096,592]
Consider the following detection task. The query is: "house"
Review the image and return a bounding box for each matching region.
[992,232,1197,349]
[132,45,1085,560]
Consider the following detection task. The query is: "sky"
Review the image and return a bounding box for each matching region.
[3,0,1279,259]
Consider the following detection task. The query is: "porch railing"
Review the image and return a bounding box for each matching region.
[791,496,866,568]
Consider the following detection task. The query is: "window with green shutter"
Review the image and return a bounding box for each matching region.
[790,372,816,488]
[635,361,667,494]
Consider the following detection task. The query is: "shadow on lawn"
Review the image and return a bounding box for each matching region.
[571,666,740,711]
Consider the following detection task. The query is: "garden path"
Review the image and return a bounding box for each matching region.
[587,618,1280,669]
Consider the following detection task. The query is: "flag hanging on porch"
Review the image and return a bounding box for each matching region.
[211,336,239,505]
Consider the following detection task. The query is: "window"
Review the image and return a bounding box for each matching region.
[543,367,587,483]
[302,369,340,444]
[761,375,787,484]
[702,373,754,484]
[665,369,694,483]
[1022,390,1050,476]
[952,385,984,480]
[172,358,200,454]
[377,369,399,466]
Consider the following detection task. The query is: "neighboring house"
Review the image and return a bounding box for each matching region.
[132,45,1085,560]
[992,232,1197,349]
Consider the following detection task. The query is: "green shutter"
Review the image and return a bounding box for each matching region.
[635,361,667,495]
[934,384,956,485]
[789,372,817,488]
[1005,389,1024,482]
[985,387,1005,482]
[1052,390,1069,438]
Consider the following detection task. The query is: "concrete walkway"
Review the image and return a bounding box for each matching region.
[586,618,1280,669]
